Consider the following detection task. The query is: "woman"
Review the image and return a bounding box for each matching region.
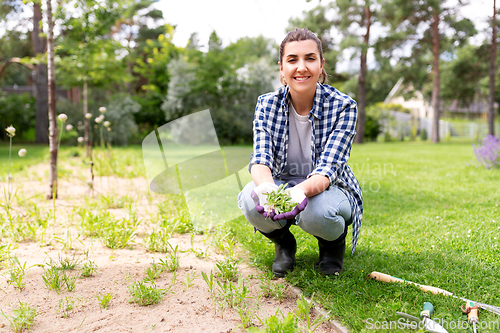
[238,28,363,277]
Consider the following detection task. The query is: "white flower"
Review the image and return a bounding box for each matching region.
[66,124,73,131]
[58,113,68,122]
[103,121,110,128]
[18,148,27,157]
[77,137,84,143]
[5,126,16,137]
[6,174,13,181]
[95,115,104,124]
[85,113,93,119]
[99,106,107,113]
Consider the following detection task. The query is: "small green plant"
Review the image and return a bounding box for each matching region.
[99,217,138,249]
[215,257,240,282]
[80,260,98,277]
[264,183,297,215]
[96,293,113,309]
[0,301,37,333]
[190,234,210,259]
[128,280,165,306]
[251,309,300,333]
[49,253,82,270]
[259,273,287,301]
[212,231,237,257]
[143,261,164,282]
[182,271,197,291]
[215,277,252,317]
[158,244,180,272]
[57,296,75,318]
[295,294,329,332]
[236,303,257,330]
[144,227,171,253]
[42,266,77,294]
[5,256,31,290]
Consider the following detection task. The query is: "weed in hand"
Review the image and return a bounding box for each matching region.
[264,183,297,215]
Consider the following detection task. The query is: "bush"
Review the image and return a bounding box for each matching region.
[420,128,428,141]
[102,94,141,146]
[473,134,500,169]
[0,92,36,142]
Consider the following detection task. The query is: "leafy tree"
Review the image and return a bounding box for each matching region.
[56,0,131,155]
[378,0,476,142]
[0,0,48,143]
[46,0,57,199]
[488,1,497,135]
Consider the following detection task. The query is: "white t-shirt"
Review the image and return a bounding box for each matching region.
[281,102,313,185]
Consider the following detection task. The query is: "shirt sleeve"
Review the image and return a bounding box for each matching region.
[248,96,274,173]
[309,100,357,184]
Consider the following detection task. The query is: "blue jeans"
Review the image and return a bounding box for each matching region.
[237,180,352,241]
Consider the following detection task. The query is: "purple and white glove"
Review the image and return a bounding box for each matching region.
[272,187,308,221]
[250,182,278,219]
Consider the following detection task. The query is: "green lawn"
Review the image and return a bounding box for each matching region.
[229,142,500,332]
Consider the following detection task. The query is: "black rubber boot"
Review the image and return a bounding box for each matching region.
[260,221,296,277]
[314,232,346,276]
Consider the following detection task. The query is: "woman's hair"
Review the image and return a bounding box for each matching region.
[279,28,328,85]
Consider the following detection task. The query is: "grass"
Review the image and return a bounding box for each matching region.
[229,142,500,333]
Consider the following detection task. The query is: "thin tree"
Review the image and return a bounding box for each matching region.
[33,0,49,144]
[46,0,58,199]
[489,0,497,136]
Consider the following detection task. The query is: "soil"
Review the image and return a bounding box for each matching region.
[0,160,336,333]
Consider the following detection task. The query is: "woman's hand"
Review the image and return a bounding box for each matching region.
[272,187,307,221]
[251,182,279,219]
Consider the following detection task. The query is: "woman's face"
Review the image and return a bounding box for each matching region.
[279,39,325,97]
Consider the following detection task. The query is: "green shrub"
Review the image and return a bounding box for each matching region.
[0,92,36,142]
[420,128,428,141]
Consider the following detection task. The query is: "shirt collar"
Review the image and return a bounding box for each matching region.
[280,83,325,119]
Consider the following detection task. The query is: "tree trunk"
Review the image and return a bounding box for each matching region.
[46,0,58,199]
[355,4,371,144]
[84,79,91,157]
[431,12,440,143]
[33,2,49,144]
[489,0,496,136]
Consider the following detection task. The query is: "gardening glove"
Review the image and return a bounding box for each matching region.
[250,182,279,219]
[272,187,307,221]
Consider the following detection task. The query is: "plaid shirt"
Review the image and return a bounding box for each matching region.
[249,83,363,255]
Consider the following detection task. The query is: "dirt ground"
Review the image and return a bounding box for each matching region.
[0,161,339,333]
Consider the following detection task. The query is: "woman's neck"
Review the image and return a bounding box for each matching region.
[290,90,314,116]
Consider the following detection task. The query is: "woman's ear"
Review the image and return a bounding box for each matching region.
[321,58,325,69]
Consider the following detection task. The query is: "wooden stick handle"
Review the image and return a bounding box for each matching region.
[368,271,453,296]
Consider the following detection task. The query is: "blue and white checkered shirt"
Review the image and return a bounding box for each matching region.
[249,83,363,255]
